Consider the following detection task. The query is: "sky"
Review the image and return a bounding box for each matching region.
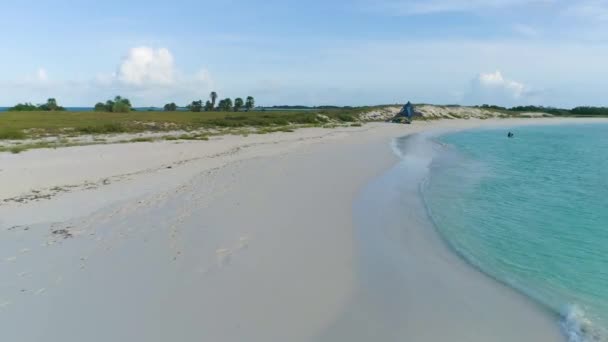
[1,0,608,108]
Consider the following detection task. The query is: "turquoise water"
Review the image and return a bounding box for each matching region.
[422,124,608,342]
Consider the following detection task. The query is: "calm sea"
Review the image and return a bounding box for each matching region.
[422,124,608,341]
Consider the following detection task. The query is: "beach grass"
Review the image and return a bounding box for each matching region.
[0,128,27,140]
[0,109,364,140]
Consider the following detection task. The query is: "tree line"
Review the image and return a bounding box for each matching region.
[94,96,133,113]
[477,104,608,116]
[164,92,255,112]
[6,93,255,113]
[8,98,65,111]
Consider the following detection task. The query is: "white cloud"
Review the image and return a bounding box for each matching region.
[117,47,175,86]
[479,70,525,97]
[512,24,541,37]
[0,47,214,106]
[4,40,608,108]
[37,68,48,82]
[464,70,535,106]
[86,47,214,105]
[366,0,554,15]
[564,0,608,22]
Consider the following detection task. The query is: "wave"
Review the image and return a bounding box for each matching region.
[561,305,605,342]
[391,132,607,342]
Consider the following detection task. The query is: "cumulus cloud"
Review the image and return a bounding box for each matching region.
[0,47,216,106]
[89,47,214,105]
[464,70,537,106]
[117,47,175,86]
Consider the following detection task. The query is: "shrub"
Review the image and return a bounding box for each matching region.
[94,96,132,112]
[78,123,126,134]
[336,113,356,122]
[0,129,26,140]
[112,101,131,113]
[8,103,39,111]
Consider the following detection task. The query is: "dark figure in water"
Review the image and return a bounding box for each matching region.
[508,132,514,138]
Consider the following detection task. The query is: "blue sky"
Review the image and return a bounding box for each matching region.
[2,0,608,107]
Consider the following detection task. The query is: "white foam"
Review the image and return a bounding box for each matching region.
[561,304,605,342]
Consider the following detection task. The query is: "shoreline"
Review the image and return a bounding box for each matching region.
[320,129,567,341]
[1,118,605,341]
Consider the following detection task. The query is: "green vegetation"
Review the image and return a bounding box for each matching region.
[129,137,155,143]
[210,91,218,110]
[78,123,126,134]
[508,106,569,116]
[0,140,86,154]
[8,98,65,112]
[475,104,608,117]
[267,105,354,110]
[570,107,608,116]
[0,107,364,142]
[164,103,178,111]
[477,104,508,111]
[176,133,209,140]
[245,96,255,111]
[234,98,244,112]
[185,91,255,113]
[0,129,26,140]
[8,103,38,111]
[187,100,203,112]
[336,113,356,122]
[204,100,213,111]
[217,98,233,112]
[94,96,132,113]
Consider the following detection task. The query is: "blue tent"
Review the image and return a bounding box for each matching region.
[403,101,414,119]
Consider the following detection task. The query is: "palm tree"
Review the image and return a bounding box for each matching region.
[210,91,218,110]
[234,98,244,112]
[47,98,58,110]
[245,96,255,112]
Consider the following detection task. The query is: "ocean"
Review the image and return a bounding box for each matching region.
[421,123,608,342]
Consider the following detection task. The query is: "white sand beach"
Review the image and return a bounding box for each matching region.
[2,118,603,341]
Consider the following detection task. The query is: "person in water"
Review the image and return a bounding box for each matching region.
[507,132,514,138]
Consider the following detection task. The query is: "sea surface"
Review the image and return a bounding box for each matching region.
[421,123,608,342]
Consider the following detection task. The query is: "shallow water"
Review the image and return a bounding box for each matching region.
[319,132,563,342]
[423,124,608,341]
